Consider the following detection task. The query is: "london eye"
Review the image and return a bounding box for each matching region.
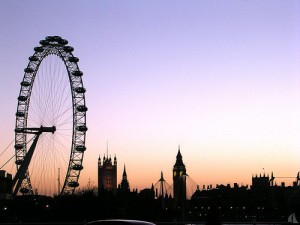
[13,36,87,196]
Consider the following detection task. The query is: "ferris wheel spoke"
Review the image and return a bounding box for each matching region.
[51,58,69,122]
[56,116,73,128]
[47,105,73,127]
[55,132,72,136]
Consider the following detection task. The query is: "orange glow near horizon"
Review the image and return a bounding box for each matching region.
[0,1,300,196]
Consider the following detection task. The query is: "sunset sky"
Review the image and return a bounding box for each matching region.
[0,0,300,194]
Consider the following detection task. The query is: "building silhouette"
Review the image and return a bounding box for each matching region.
[252,173,272,189]
[173,146,187,213]
[0,170,12,199]
[98,153,117,194]
[118,165,130,192]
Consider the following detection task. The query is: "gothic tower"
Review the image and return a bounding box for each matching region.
[118,164,130,192]
[98,152,117,194]
[173,146,187,209]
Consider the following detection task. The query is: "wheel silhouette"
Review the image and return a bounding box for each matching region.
[14,36,87,196]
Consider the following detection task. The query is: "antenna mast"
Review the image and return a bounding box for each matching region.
[107,141,108,158]
[57,168,60,195]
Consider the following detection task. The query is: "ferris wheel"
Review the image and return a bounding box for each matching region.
[13,36,87,196]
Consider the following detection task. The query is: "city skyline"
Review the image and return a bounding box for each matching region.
[0,1,300,193]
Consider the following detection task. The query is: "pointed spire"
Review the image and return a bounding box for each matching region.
[177,145,182,158]
[174,146,184,166]
[123,164,127,178]
[177,144,182,156]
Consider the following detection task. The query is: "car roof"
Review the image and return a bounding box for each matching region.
[87,219,155,225]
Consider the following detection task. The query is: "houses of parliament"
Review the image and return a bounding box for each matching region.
[98,153,130,194]
[97,146,300,222]
[97,146,186,203]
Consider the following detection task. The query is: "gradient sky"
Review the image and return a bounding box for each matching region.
[0,0,300,193]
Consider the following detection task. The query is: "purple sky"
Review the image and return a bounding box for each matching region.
[0,1,300,194]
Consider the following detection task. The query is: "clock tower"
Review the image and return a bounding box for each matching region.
[173,146,187,209]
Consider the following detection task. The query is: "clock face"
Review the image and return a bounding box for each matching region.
[180,171,183,176]
[173,171,177,177]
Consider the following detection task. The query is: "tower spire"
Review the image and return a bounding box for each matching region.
[159,171,165,182]
[119,164,130,192]
[123,164,127,178]
[107,141,108,159]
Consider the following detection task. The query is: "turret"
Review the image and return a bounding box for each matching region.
[114,154,117,166]
[98,155,101,166]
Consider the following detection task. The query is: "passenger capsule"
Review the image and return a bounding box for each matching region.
[77,125,88,132]
[39,40,49,46]
[68,181,79,188]
[21,81,31,87]
[18,96,27,102]
[68,57,79,63]
[77,105,88,112]
[34,47,44,52]
[45,36,55,41]
[75,87,86,93]
[59,39,68,45]
[29,56,39,61]
[16,111,25,117]
[53,36,62,41]
[72,165,83,171]
[75,145,86,152]
[72,70,83,77]
[20,188,29,194]
[14,144,24,150]
[24,68,34,73]
[63,46,74,53]
[15,159,23,165]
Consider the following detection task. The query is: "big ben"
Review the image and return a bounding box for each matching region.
[173,146,187,209]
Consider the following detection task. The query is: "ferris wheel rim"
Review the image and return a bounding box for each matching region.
[14,36,87,196]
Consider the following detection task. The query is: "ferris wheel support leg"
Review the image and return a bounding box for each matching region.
[12,134,40,196]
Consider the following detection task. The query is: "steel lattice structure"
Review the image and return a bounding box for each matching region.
[14,36,87,196]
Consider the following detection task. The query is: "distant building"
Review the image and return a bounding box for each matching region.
[140,184,155,199]
[173,146,187,209]
[251,173,271,189]
[118,165,130,193]
[0,170,12,199]
[98,154,117,194]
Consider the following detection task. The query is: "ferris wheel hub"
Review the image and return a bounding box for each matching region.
[40,126,56,134]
